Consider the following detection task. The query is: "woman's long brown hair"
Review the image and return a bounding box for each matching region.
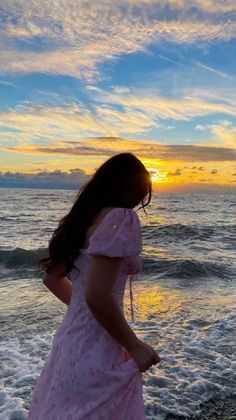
[38,153,153,276]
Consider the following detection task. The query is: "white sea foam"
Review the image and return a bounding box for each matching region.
[0,334,52,420]
[0,280,235,419]
[0,190,235,419]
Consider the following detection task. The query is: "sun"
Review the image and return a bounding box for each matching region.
[148,168,167,183]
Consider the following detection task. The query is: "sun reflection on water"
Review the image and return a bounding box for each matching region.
[125,282,185,323]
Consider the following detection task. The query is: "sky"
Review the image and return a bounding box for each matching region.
[0,0,236,193]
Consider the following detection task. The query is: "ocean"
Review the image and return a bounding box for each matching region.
[0,188,235,419]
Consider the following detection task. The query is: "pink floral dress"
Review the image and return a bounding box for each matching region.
[28,207,146,420]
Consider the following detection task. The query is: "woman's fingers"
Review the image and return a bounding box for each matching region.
[153,350,161,365]
[139,353,161,372]
[131,340,161,372]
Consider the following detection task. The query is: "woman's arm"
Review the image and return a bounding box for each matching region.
[85,256,161,372]
[43,262,72,305]
[85,256,139,353]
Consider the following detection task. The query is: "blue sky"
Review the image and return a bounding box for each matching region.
[0,0,236,192]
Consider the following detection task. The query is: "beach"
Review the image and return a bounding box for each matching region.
[0,188,235,419]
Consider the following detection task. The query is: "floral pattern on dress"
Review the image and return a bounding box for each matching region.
[28,207,146,420]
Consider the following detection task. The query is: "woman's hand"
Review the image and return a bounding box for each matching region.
[86,255,161,371]
[128,338,161,372]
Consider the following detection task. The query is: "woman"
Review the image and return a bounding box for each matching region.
[28,152,161,420]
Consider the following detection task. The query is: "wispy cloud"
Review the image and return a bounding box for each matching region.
[209,122,236,148]
[0,101,157,141]
[0,80,17,87]
[1,86,236,147]
[197,62,233,80]
[1,1,236,79]
[195,120,236,148]
[158,54,178,64]
[87,85,236,122]
[1,1,236,194]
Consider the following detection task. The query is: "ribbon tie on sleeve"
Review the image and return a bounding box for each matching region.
[129,273,137,322]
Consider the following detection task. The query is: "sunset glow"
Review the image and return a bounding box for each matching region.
[0,1,235,193]
[148,168,167,184]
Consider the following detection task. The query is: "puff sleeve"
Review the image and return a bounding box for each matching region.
[87,207,142,258]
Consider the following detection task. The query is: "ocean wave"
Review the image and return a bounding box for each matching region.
[143,223,216,240]
[142,256,233,280]
[0,247,233,282]
[143,223,236,244]
[0,247,47,269]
